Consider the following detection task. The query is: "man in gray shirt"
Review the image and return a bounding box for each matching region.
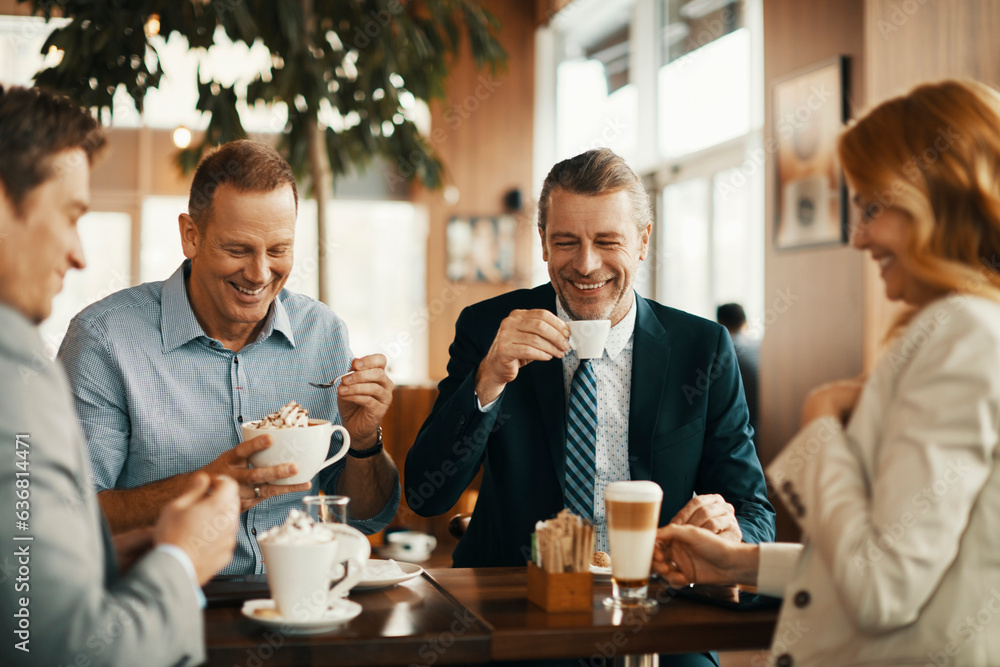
[0,85,240,666]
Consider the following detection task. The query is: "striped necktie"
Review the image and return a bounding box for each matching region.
[565,359,597,520]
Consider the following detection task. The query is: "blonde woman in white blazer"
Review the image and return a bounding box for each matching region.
[653,79,1000,667]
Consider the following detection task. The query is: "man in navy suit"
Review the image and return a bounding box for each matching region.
[406,149,774,587]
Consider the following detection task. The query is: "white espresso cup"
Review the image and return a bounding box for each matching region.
[567,319,612,359]
[604,480,663,609]
[384,530,438,562]
[243,419,350,485]
[259,523,371,620]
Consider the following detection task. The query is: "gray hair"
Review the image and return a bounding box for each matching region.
[537,148,652,234]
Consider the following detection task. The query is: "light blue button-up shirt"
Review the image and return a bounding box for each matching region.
[58,261,400,574]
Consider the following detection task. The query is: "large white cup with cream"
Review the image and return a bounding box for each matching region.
[242,401,351,485]
[258,510,370,620]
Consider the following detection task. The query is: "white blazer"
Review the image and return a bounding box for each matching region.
[757,295,1000,666]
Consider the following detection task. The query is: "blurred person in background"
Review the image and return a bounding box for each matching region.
[717,302,759,432]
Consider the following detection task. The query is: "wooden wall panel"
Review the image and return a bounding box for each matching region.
[0,0,30,15]
[760,0,866,541]
[421,0,537,381]
[863,0,1000,369]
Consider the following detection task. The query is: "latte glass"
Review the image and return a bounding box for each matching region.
[603,480,663,609]
[303,495,350,525]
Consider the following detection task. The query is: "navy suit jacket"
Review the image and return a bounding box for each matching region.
[405,285,775,567]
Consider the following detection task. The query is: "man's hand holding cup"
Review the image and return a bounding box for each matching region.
[475,309,571,404]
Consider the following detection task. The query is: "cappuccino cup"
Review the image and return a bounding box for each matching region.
[603,480,663,609]
[243,419,351,485]
[259,522,370,620]
[567,319,611,359]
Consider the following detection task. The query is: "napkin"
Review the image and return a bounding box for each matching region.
[364,559,405,579]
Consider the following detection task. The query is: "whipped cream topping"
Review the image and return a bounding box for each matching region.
[258,509,334,545]
[249,401,311,429]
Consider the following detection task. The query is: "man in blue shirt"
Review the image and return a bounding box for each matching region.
[59,140,400,574]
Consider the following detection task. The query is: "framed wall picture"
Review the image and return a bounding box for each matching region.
[446,215,516,283]
[773,56,850,249]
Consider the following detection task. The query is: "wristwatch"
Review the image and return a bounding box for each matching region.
[347,426,383,459]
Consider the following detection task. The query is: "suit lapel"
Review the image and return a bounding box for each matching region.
[525,286,569,495]
[628,296,671,481]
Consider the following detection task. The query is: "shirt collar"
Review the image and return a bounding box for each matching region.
[555,291,637,361]
[161,260,295,353]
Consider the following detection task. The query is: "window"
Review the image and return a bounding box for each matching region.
[552,0,639,164]
[298,200,429,383]
[658,27,750,158]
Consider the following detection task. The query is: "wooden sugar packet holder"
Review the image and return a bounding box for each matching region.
[526,516,594,612]
[527,561,594,612]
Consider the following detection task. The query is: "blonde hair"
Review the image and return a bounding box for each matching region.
[838,80,1000,313]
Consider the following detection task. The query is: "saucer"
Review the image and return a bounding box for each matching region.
[241,598,362,635]
[353,559,423,591]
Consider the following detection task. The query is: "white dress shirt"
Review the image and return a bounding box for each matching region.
[556,297,637,553]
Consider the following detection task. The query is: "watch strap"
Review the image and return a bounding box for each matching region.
[347,427,383,459]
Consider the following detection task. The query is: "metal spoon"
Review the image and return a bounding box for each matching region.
[308,371,355,389]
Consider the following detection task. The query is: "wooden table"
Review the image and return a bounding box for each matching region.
[202,573,491,666]
[202,567,778,666]
[425,568,779,662]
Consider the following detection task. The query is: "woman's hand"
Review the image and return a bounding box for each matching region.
[800,376,866,427]
[652,524,759,588]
